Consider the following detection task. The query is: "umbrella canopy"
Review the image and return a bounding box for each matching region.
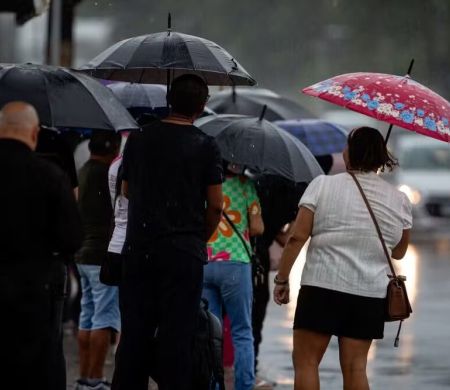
[195,114,323,182]
[208,87,315,121]
[274,119,348,156]
[80,31,256,86]
[303,72,450,143]
[106,82,167,109]
[0,63,138,131]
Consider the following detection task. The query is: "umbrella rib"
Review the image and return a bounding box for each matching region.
[41,68,56,128]
[67,70,116,131]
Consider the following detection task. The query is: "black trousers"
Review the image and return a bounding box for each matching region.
[252,266,270,371]
[112,247,204,390]
[0,261,66,389]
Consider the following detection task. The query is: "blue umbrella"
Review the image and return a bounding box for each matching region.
[274,119,348,156]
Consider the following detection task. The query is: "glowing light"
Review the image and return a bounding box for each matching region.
[398,184,422,205]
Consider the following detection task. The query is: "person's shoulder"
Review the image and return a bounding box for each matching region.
[33,153,67,182]
[376,174,408,200]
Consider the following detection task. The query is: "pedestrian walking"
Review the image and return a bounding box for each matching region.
[75,131,122,390]
[203,162,264,390]
[112,74,224,390]
[252,176,307,387]
[273,127,413,390]
[0,101,82,389]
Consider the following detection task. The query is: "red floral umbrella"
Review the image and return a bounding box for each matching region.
[303,72,450,143]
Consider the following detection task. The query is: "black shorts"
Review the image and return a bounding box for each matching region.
[293,285,385,340]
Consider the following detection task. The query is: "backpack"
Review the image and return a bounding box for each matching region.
[191,299,225,390]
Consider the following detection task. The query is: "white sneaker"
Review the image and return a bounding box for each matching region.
[87,381,111,390]
[74,379,90,390]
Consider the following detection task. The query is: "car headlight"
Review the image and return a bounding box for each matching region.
[398,185,422,205]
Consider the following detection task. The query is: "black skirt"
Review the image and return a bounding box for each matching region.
[293,285,385,340]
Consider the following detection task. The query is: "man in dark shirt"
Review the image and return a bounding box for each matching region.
[112,75,224,390]
[75,131,121,390]
[0,101,82,389]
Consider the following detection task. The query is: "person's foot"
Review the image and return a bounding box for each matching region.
[86,381,111,390]
[254,376,275,389]
[74,379,89,390]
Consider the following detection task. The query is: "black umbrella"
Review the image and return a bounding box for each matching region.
[195,114,323,183]
[79,28,256,86]
[207,87,315,121]
[0,63,138,131]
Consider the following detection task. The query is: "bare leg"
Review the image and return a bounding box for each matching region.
[338,337,372,390]
[88,328,112,378]
[78,330,91,378]
[293,329,331,390]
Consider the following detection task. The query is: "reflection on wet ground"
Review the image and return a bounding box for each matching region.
[259,236,450,389]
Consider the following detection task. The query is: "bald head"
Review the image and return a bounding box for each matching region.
[0,102,40,150]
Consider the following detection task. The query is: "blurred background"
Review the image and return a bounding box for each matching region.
[1,2,450,389]
[1,0,449,112]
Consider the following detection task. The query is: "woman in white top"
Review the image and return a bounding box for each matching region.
[273,127,412,390]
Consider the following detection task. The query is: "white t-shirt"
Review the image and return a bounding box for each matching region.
[299,172,412,298]
[107,156,128,254]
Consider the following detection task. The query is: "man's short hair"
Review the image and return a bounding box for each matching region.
[88,131,121,156]
[167,74,209,117]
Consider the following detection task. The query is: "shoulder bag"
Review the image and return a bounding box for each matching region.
[349,172,412,347]
[222,212,265,287]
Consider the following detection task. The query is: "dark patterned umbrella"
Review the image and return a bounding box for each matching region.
[0,63,138,131]
[79,31,256,86]
[195,114,323,182]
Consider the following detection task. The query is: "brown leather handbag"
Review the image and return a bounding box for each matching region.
[349,172,412,347]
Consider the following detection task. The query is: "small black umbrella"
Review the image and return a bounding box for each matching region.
[0,63,138,131]
[195,113,323,183]
[207,87,315,121]
[79,26,256,86]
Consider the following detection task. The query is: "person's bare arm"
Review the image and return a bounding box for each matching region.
[274,222,295,247]
[273,207,314,305]
[205,184,223,241]
[121,180,129,199]
[392,229,410,259]
[249,214,264,236]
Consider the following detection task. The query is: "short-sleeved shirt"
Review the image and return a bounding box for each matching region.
[75,159,113,265]
[207,175,261,263]
[122,121,223,261]
[299,172,412,298]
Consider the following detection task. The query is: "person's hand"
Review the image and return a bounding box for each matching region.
[273,283,290,305]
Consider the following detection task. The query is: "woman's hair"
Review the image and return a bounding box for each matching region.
[347,127,398,172]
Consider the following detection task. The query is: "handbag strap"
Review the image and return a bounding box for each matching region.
[222,212,253,260]
[348,172,397,278]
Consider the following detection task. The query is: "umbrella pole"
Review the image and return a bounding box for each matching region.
[259,105,267,121]
[166,69,171,108]
[385,58,415,144]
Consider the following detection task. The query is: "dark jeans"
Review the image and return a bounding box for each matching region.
[252,261,270,372]
[0,261,66,389]
[112,247,204,390]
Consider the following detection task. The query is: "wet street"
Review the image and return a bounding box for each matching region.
[64,234,450,389]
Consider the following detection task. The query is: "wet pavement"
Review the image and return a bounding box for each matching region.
[64,234,450,389]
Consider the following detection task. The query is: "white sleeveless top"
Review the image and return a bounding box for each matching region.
[299,172,412,298]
